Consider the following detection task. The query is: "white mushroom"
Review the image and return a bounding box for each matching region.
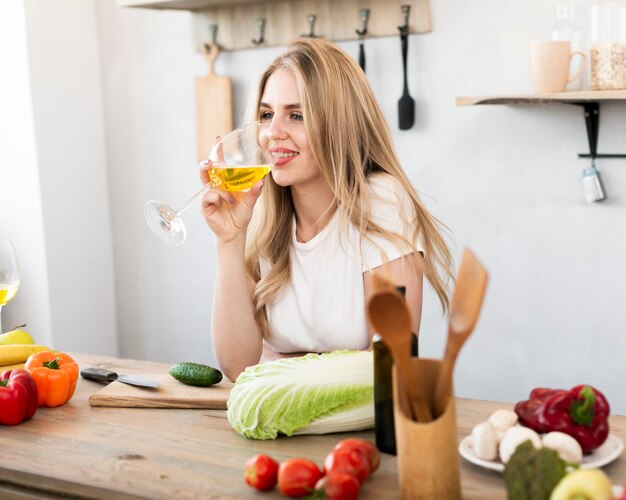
[542,431,583,464]
[471,421,498,460]
[488,409,518,441]
[499,426,542,464]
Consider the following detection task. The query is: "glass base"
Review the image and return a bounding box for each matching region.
[144,201,186,246]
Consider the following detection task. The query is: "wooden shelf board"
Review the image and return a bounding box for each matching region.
[456,90,626,106]
[120,0,432,51]
[118,0,279,10]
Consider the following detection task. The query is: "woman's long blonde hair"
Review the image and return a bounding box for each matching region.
[245,38,453,338]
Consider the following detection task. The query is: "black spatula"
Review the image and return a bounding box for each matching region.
[358,39,366,73]
[355,8,369,73]
[398,21,415,130]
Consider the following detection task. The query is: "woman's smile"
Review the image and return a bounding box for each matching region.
[271,147,299,167]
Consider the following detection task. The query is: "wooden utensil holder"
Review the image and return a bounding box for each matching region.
[392,358,461,500]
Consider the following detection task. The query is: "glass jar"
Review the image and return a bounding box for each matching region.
[552,1,586,89]
[590,1,626,89]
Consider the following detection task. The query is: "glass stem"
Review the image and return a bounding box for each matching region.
[175,183,214,217]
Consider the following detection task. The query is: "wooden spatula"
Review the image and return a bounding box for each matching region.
[434,248,489,417]
[367,279,432,423]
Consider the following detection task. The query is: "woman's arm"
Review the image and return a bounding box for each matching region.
[200,171,265,381]
[363,253,424,339]
[211,235,263,382]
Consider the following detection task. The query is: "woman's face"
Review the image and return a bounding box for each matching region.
[259,68,321,189]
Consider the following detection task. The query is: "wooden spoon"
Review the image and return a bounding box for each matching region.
[367,288,433,423]
[434,248,489,417]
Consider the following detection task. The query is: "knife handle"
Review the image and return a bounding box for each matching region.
[81,367,118,384]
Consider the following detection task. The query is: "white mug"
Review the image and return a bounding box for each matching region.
[529,41,586,93]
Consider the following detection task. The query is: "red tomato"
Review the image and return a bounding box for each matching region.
[334,438,381,473]
[313,472,361,500]
[324,448,371,485]
[244,454,279,491]
[278,458,323,498]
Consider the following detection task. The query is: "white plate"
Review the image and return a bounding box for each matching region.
[459,433,624,472]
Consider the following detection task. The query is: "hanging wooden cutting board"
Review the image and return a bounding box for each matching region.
[195,43,233,162]
[88,372,233,409]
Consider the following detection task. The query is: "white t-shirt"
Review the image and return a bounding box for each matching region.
[259,174,423,354]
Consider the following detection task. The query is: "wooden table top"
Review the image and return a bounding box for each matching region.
[0,353,624,499]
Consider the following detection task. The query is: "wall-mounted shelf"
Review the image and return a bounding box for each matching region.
[119,0,432,51]
[120,0,283,8]
[456,90,626,106]
[456,90,626,159]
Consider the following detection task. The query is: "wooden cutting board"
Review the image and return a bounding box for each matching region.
[195,42,233,162]
[88,372,233,409]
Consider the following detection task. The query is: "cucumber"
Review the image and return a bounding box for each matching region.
[169,362,223,387]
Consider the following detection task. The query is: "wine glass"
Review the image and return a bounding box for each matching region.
[145,121,274,245]
[0,239,20,333]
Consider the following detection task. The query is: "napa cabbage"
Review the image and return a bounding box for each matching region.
[227,350,374,440]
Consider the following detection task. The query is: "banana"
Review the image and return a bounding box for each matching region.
[0,344,51,366]
[0,363,25,372]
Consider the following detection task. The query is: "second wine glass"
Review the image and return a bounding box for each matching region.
[145,122,274,245]
[0,238,20,333]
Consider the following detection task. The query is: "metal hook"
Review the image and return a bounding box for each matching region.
[398,4,410,35]
[209,24,218,44]
[202,24,219,54]
[251,18,266,46]
[355,8,370,38]
[302,14,321,38]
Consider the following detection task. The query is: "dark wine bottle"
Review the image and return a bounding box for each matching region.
[372,286,418,455]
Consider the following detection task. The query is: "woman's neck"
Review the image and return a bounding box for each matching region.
[291,184,336,243]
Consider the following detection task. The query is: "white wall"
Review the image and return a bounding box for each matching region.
[0,0,118,355]
[5,0,626,413]
[0,0,52,342]
[96,0,626,413]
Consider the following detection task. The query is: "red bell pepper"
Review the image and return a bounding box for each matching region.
[515,388,567,433]
[0,369,39,425]
[515,385,610,453]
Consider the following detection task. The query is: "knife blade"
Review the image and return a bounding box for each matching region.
[80,367,160,388]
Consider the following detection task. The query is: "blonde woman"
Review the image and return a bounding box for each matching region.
[200,38,453,382]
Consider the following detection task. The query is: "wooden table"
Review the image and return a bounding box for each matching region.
[0,354,624,499]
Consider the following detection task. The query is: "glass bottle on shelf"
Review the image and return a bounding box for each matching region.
[590,0,626,89]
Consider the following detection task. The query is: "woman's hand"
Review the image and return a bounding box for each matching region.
[199,160,264,244]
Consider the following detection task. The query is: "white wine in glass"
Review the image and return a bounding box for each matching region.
[144,122,274,246]
[0,239,20,333]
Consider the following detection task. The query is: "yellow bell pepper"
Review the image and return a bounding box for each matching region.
[550,469,613,500]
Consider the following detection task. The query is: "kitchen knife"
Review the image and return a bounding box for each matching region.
[81,368,160,389]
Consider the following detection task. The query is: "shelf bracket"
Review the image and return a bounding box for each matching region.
[574,102,626,159]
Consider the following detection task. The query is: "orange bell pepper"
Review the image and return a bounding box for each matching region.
[24,352,79,407]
